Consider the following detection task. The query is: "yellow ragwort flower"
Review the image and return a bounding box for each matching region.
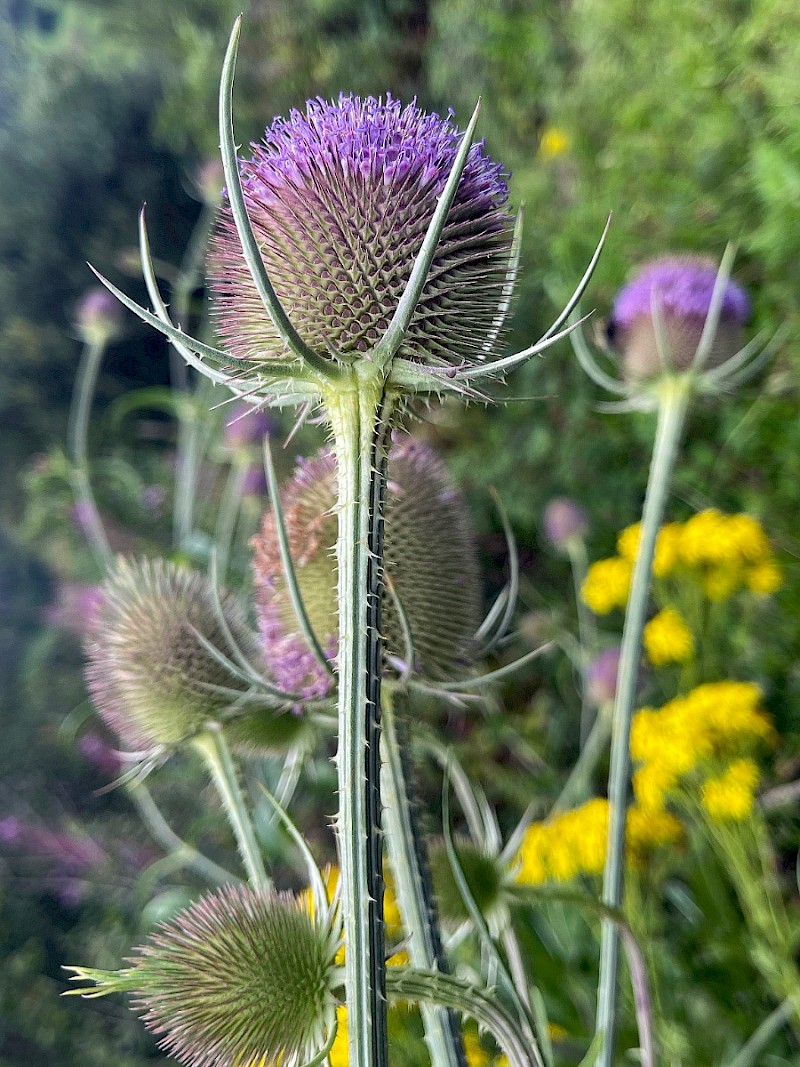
[626,806,683,865]
[581,557,632,615]
[539,126,571,159]
[747,559,782,596]
[617,521,682,579]
[701,759,760,822]
[702,565,742,602]
[643,608,695,667]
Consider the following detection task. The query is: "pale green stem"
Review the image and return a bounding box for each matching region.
[326,368,393,1067]
[386,969,540,1067]
[192,725,269,890]
[381,690,466,1067]
[567,538,597,746]
[726,999,795,1067]
[68,338,113,570]
[126,779,236,886]
[595,377,691,1065]
[552,699,612,813]
[214,450,250,579]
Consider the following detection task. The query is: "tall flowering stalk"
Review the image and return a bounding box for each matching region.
[573,249,769,1064]
[85,18,604,1067]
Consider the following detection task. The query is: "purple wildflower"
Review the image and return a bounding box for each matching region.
[44,582,103,634]
[75,287,123,345]
[77,731,123,778]
[586,646,622,707]
[543,498,589,552]
[208,94,513,366]
[608,255,751,378]
[223,402,276,449]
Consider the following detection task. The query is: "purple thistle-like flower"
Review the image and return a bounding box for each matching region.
[208,94,513,366]
[586,646,622,707]
[543,497,589,552]
[75,287,123,345]
[608,255,751,378]
[251,437,482,695]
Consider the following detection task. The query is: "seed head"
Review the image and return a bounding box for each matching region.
[85,558,261,750]
[608,255,750,379]
[208,95,513,367]
[251,438,482,695]
[127,886,338,1067]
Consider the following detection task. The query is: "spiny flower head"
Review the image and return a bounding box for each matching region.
[85,558,262,750]
[608,255,750,379]
[428,838,506,923]
[251,437,482,696]
[103,886,338,1067]
[208,94,513,368]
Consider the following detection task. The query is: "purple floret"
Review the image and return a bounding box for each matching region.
[612,257,750,328]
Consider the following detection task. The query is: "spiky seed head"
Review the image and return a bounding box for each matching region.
[608,255,751,379]
[251,438,482,694]
[127,886,339,1067]
[427,838,505,923]
[85,558,261,750]
[207,95,513,367]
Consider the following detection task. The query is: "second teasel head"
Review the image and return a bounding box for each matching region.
[251,437,482,696]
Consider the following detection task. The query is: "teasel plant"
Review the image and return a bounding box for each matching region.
[69,14,613,1067]
[571,250,778,1065]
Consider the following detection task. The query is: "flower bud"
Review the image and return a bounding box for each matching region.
[608,255,750,380]
[194,157,225,206]
[427,838,505,923]
[207,95,513,367]
[585,646,621,707]
[251,438,482,696]
[542,497,589,553]
[75,287,123,346]
[85,558,262,750]
[125,886,338,1067]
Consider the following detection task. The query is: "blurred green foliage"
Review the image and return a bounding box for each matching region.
[2,0,800,1062]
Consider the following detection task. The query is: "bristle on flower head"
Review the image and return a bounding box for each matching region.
[608,255,750,379]
[128,886,339,1067]
[85,558,261,750]
[251,437,482,695]
[208,95,513,367]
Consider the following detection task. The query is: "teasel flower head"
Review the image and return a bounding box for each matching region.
[608,254,750,380]
[208,94,513,370]
[427,837,507,924]
[85,557,263,751]
[68,885,341,1067]
[251,437,482,696]
[75,287,123,346]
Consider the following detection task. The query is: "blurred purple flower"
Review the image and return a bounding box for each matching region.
[608,255,751,378]
[44,582,103,633]
[586,646,622,707]
[241,464,267,497]
[77,731,123,778]
[142,484,167,513]
[223,403,276,449]
[75,287,123,345]
[543,497,589,552]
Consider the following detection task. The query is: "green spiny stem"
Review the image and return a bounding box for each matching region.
[595,377,690,1065]
[67,338,113,570]
[381,691,467,1067]
[386,969,540,1067]
[192,725,269,891]
[326,368,394,1067]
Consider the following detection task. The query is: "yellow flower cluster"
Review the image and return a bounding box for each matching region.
[643,607,695,667]
[630,682,772,818]
[701,759,760,821]
[515,797,682,885]
[582,511,781,617]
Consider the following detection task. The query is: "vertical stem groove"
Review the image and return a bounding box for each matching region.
[595,379,690,1064]
[327,374,393,1067]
